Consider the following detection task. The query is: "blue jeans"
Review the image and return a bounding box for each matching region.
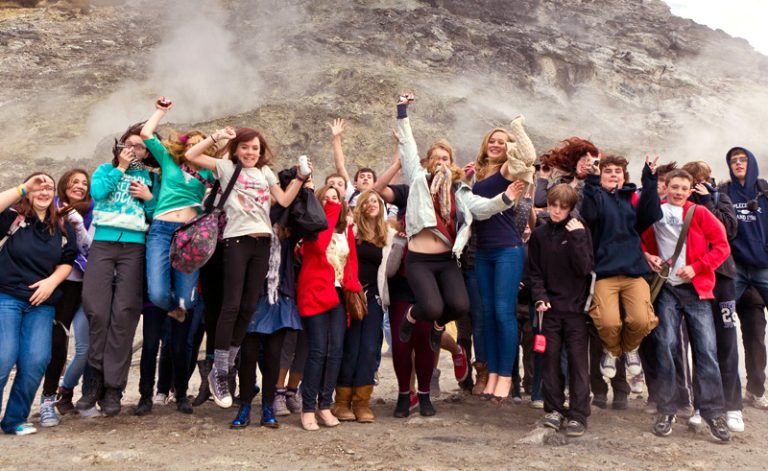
[338,287,385,387]
[146,220,199,312]
[475,246,525,376]
[734,263,768,302]
[61,305,89,390]
[653,284,725,419]
[301,294,346,412]
[0,293,55,433]
[464,268,485,363]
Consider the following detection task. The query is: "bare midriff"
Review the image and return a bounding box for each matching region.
[408,229,451,254]
[155,207,199,223]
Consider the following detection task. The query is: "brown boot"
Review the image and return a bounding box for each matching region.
[331,386,355,421]
[472,362,488,396]
[352,385,376,423]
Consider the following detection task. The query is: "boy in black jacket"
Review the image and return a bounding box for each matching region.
[527,184,594,436]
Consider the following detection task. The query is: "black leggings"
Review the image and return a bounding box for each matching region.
[238,330,287,404]
[200,243,224,357]
[214,236,270,351]
[42,280,82,396]
[405,250,469,326]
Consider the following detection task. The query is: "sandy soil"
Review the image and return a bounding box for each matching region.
[2,349,768,471]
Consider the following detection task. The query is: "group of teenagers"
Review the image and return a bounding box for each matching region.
[1,93,767,443]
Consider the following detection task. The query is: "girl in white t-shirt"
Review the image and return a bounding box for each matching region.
[185,126,311,410]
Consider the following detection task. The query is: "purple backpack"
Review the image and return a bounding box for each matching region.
[170,163,242,274]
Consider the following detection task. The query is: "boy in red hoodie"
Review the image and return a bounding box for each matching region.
[641,169,731,442]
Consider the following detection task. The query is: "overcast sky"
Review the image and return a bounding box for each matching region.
[663,0,768,55]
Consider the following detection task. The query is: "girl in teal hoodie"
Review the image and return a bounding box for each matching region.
[77,122,159,418]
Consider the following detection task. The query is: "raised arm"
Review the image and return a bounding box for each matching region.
[271,159,313,208]
[185,126,236,172]
[395,94,422,185]
[327,118,351,185]
[635,158,662,234]
[0,175,49,213]
[140,97,172,140]
[373,131,402,204]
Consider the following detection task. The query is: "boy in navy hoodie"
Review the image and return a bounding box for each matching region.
[720,147,768,409]
[527,184,593,437]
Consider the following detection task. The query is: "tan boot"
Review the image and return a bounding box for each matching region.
[472,362,488,396]
[352,385,375,423]
[331,386,355,421]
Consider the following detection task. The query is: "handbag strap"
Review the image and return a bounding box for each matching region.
[0,212,26,251]
[215,163,243,211]
[181,163,215,189]
[669,205,695,268]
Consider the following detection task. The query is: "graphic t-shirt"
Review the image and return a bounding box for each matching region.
[215,159,278,239]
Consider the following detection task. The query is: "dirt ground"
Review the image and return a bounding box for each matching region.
[2,346,768,471]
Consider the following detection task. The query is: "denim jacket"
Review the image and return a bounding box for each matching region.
[396,116,513,260]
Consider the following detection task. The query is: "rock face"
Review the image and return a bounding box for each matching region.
[1,0,767,186]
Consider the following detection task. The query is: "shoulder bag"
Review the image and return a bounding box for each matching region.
[649,206,695,302]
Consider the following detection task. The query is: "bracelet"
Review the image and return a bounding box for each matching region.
[210,135,218,144]
[295,174,307,182]
[16,185,27,198]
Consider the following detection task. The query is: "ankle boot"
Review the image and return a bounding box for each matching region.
[56,386,75,415]
[76,370,104,411]
[418,392,436,416]
[393,392,411,418]
[472,362,489,396]
[331,386,355,421]
[230,403,251,429]
[352,385,375,423]
[192,359,212,406]
[260,402,279,428]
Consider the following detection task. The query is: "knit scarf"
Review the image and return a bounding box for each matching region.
[127,159,150,172]
[430,164,453,223]
[266,226,282,304]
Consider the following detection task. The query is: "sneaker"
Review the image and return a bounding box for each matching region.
[706,415,732,442]
[630,373,645,394]
[429,324,444,353]
[273,393,290,417]
[652,414,676,437]
[78,406,102,418]
[624,349,642,376]
[208,367,233,409]
[10,422,37,436]
[452,346,469,382]
[530,400,544,409]
[285,390,302,414]
[542,411,564,430]
[153,393,169,406]
[688,410,702,427]
[592,393,608,409]
[100,388,122,417]
[39,394,60,427]
[746,391,768,410]
[134,396,153,416]
[55,386,75,416]
[600,351,617,379]
[430,369,441,398]
[726,410,744,433]
[565,419,586,437]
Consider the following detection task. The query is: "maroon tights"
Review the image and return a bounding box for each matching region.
[389,300,434,394]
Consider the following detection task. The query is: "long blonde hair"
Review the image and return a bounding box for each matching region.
[474,127,513,181]
[353,190,388,248]
[161,129,216,166]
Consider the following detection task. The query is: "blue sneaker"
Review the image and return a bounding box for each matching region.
[10,422,37,436]
[230,403,251,429]
[261,402,279,428]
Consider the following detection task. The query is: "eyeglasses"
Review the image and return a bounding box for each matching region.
[730,157,748,165]
[123,143,147,151]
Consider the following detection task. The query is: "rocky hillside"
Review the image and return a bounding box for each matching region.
[1,0,767,187]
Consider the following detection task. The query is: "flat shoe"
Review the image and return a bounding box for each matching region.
[301,414,319,431]
[316,411,340,427]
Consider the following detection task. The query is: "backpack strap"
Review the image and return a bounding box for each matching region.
[0,212,26,251]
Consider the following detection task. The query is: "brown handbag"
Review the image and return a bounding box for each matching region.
[344,287,368,321]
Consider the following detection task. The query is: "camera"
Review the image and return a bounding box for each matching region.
[115,144,127,150]
[592,158,601,167]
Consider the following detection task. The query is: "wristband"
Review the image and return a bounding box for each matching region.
[210,134,218,144]
[17,185,27,198]
[295,174,307,182]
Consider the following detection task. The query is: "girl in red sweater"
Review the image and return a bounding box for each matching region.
[296,185,361,431]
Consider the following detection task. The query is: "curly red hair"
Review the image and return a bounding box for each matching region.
[541,137,598,173]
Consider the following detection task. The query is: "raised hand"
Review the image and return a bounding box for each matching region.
[213,126,237,142]
[645,155,660,175]
[504,180,526,201]
[565,218,584,232]
[23,174,49,194]
[327,118,347,138]
[397,92,415,105]
[155,96,173,111]
[117,147,134,169]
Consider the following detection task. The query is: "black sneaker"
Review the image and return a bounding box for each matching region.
[418,392,436,416]
[565,419,586,437]
[706,415,732,443]
[542,411,564,430]
[176,396,193,414]
[612,393,628,410]
[591,393,608,409]
[653,414,676,437]
[393,392,411,418]
[429,325,444,353]
[101,388,122,417]
[399,316,415,343]
[76,370,104,411]
[134,395,153,416]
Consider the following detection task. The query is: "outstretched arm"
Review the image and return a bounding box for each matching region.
[140,97,172,140]
[185,126,236,173]
[374,131,402,204]
[328,119,352,186]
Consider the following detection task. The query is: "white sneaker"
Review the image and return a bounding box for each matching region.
[746,391,768,410]
[11,422,37,436]
[153,393,169,406]
[530,400,544,409]
[688,409,702,427]
[78,406,102,418]
[624,349,642,376]
[630,374,645,394]
[599,351,617,379]
[726,410,745,432]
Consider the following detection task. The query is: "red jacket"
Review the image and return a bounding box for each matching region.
[641,201,730,300]
[297,201,362,317]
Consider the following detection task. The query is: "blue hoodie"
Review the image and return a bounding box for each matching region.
[723,147,768,268]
